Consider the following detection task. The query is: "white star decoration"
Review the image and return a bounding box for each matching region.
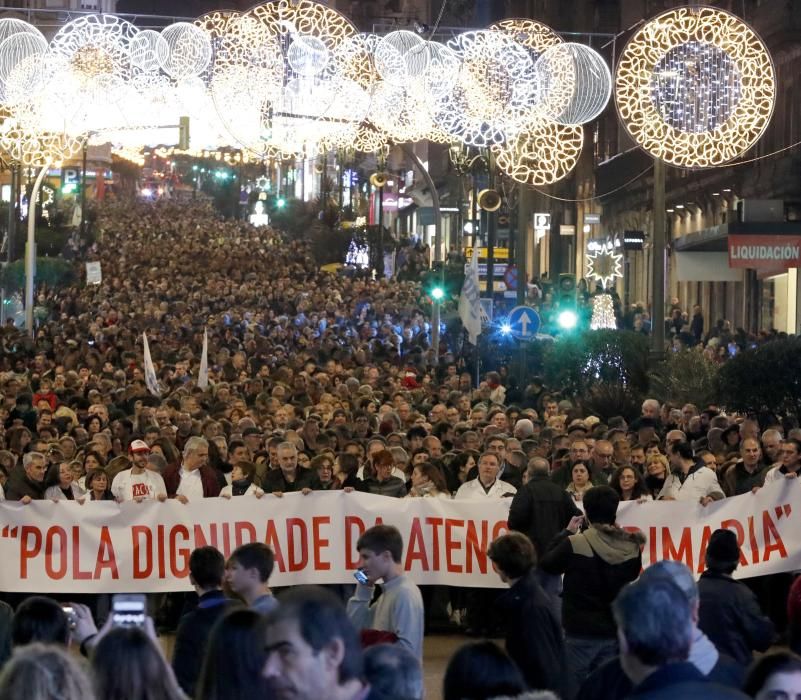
[586,241,623,288]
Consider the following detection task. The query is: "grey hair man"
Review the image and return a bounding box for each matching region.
[261,440,315,495]
[162,436,221,501]
[576,560,744,700]
[5,452,55,502]
[614,577,748,699]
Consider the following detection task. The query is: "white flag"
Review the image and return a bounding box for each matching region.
[459,247,484,345]
[198,328,209,389]
[142,332,161,397]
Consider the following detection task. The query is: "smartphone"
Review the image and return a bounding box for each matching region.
[61,604,76,629]
[353,569,370,585]
[111,594,147,628]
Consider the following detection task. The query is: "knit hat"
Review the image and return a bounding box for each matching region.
[128,439,150,454]
[705,529,740,570]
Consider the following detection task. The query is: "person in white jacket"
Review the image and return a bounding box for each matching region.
[45,462,86,501]
[455,452,517,499]
[659,441,724,505]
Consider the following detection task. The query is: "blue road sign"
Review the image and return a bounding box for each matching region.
[507,305,540,340]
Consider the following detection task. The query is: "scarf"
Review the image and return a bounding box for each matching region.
[232,478,252,496]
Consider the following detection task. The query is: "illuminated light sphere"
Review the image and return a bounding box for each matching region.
[420,41,460,98]
[586,240,623,288]
[615,6,775,168]
[374,30,424,84]
[432,30,537,147]
[130,29,169,73]
[535,42,612,125]
[287,34,329,76]
[0,32,47,99]
[0,18,44,45]
[492,117,584,186]
[49,15,139,95]
[214,0,357,156]
[159,22,213,80]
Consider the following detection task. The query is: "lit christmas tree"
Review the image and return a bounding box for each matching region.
[590,294,616,330]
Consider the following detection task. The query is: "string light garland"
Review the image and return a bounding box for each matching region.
[615,6,775,168]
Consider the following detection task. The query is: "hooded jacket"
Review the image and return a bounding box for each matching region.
[540,523,644,638]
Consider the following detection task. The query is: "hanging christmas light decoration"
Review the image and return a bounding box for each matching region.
[159,22,212,80]
[130,29,169,73]
[615,6,775,167]
[0,32,47,101]
[590,294,617,330]
[535,42,612,125]
[586,240,623,289]
[432,30,537,147]
[492,116,584,185]
[374,30,425,84]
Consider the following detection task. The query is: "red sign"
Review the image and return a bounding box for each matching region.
[728,234,801,269]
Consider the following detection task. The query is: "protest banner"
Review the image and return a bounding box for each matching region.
[0,480,798,593]
[0,492,510,593]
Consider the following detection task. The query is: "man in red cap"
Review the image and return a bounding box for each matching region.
[110,439,168,502]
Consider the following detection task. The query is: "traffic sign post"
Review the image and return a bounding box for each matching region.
[506,305,541,385]
[507,305,540,341]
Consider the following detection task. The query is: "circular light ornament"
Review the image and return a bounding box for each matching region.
[159,22,212,80]
[432,30,536,147]
[287,34,329,76]
[0,32,47,102]
[130,29,169,73]
[615,6,775,168]
[374,30,425,84]
[49,14,139,97]
[535,43,612,125]
[492,117,584,185]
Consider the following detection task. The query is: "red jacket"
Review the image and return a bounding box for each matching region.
[162,465,222,498]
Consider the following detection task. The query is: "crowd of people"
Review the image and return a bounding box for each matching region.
[0,198,800,699]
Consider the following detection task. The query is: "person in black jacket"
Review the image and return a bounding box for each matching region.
[507,457,581,620]
[172,546,239,697]
[539,485,643,699]
[576,560,744,700]
[698,528,775,666]
[4,451,59,501]
[488,532,566,696]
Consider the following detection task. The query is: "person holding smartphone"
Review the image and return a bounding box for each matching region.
[346,525,424,660]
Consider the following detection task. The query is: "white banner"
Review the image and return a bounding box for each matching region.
[0,482,798,593]
[616,478,799,578]
[0,492,511,593]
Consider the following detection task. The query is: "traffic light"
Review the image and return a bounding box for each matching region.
[178,116,190,150]
[422,269,445,302]
[557,273,576,309]
[275,197,286,208]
